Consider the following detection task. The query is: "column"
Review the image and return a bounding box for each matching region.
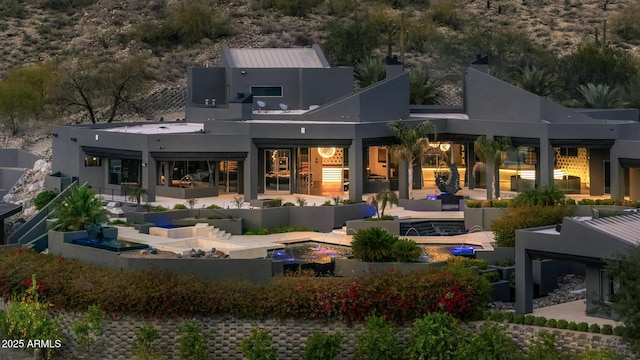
[538,137,554,188]
[515,248,533,314]
[588,148,606,196]
[466,141,475,189]
[143,152,155,202]
[348,138,363,202]
[398,159,408,199]
[243,142,258,201]
[610,147,625,200]
[629,168,640,201]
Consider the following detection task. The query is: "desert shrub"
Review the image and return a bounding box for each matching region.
[601,324,613,335]
[273,0,323,17]
[428,0,464,30]
[405,312,466,359]
[38,0,97,12]
[132,325,161,360]
[511,186,566,207]
[463,321,525,360]
[0,274,61,359]
[610,4,640,43]
[446,256,488,270]
[238,327,277,360]
[323,16,382,66]
[321,200,333,206]
[355,316,397,360]
[302,332,343,360]
[491,205,573,247]
[177,320,211,360]
[73,305,105,357]
[173,203,188,209]
[574,348,625,360]
[0,0,23,18]
[391,238,421,262]
[33,189,58,210]
[577,322,589,332]
[351,227,397,262]
[206,204,222,209]
[558,319,569,329]
[589,323,601,333]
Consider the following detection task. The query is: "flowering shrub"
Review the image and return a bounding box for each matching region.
[0,248,489,324]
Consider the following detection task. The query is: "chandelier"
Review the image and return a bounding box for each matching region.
[318,147,337,159]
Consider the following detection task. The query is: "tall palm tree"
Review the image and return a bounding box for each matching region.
[409,67,444,105]
[389,121,437,200]
[355,57,386,89]
[516,66,560,97]
[474,135,512,200]
[572,83,626,108]
[53,186,108,231]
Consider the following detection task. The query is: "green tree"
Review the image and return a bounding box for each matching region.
[127,186,148,205]
[355,57,385,89]
[367,188,399,218]
[473,135,512,200]
[409,66,444,105]
[605,245,640,353]
[53,186,108,231]
[516,65,560,97]
[323,16,382,66]
[389,120,437,200]
[571,83,626,109]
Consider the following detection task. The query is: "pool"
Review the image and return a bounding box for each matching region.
[73,238,149,252]
[268,242,352,264]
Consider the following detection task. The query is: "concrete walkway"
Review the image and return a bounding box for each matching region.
[531,300,622,327]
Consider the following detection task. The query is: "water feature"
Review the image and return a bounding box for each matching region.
[268,241,352,264]
[73,238,149,252]
[404,227,420,236]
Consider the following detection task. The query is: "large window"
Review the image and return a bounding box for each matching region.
[251,86,283,97]
[108,159,140,185]
[601,270,620,303]
[84,157,102,167]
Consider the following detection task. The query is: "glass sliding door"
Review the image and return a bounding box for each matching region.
[265,149,291,192]
[219,161,238,193]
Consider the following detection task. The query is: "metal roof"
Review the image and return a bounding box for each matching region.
[228,48,327,68]
[582,212,640,244]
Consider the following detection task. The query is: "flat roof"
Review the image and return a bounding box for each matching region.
[102,123,204,135]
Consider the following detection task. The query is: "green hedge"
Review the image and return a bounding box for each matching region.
[0,248,489,324]
[491,205,573,247]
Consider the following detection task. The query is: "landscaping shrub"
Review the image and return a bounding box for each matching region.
[391,238,421,262]
[577,322,589,332]
[73,305,105,357]
[131,325,161,360]
[466,199,481,208]
[614,325,626,336]
[482,271,500,283]
[491,205,573,247]
[238,327,277,360]
[355,316,397,360]
[489,199,511,208]
[534,316,547,327]
[524,314,535,325]
[446,256,488,270]
[177,320,211,360]
[206,204,222,209]
[0,248,489,324]
[589,323,601,333]
[405,312,466,359]
[463,322,525,360]
[574,348,625,360]
[513,314,525,324]
[351,227,397,262]
[502,312,514,323]
[601,324,613,335]
[566,321,576,330]
[302,331,343,360]
[489,311,503,322]
[526,332,563,360]
[511,186,566,207]
[33,189,58,210]
[546,318,557,328]
[173,203,188,209]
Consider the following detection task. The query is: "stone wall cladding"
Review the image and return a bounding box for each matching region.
[47,313,633,359]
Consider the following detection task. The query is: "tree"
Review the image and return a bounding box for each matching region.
[127,186,148,205]
[53,186,108,231]
[367,188,399,218]
[473,135,512,200]
[409,66,444,105]
[323,16,382,66]
[516,65,560,98]
[571,83,626,109]
[604,245,640,353]
[355,57,385,89]
[53,53,156,123]
[389,121,437,200]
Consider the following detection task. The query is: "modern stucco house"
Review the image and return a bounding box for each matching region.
[50,45,640,203]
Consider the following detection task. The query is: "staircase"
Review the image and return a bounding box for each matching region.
[208,227,232,241]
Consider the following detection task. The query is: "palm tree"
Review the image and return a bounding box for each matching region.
[53,186,108,231]
[367,188,399,218]
[389,121,437,200]
[127,186,148,205]
[571,83,626,108]
[355,57,385,89]
[516,66,560,97]
[473,135,512,200]
[409,67,444,105]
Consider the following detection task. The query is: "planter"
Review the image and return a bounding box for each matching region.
[345,218,400,235]
[488,264,516,283]
[334,257,445,277]
[533,259,557,297]
[463,207,508,231]
[398,198,442,211]
[490,280,511,302]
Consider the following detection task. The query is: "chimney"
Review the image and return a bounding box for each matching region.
[470,55,489,74]
[385,55,404,79]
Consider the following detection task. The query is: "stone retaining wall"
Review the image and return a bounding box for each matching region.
[46,313,633,359]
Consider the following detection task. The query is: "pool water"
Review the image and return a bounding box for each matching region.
[73,238,149,252]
